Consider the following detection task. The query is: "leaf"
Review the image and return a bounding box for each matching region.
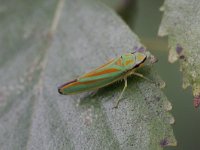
[158,0,200,105]
[98,0,132,12]
[0,0,176,149]
[98,0,122,9]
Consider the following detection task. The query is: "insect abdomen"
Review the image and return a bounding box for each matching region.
[58,77,120,95]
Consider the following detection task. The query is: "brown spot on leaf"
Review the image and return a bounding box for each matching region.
[194,95,200,109]
[176,44,186,61]
[160,138,169,147]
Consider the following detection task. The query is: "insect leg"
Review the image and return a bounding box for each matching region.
[89,89,99,97]
[112,77,127,109]
[133,72,153,83]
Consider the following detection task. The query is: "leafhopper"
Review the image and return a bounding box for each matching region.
[58,47,151,108]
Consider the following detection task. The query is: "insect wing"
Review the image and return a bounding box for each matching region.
[58,57,126,94]
[58,76,122,95]
[78,57,124,82]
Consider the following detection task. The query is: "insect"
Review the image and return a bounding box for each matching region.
[58,47,149,108]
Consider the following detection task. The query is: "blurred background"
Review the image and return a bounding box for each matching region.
[102,0,200,149]
[1,0,199,149]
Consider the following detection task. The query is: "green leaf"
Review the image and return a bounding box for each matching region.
[159,0,200,102]
[0,0,176,149]
[98,0,122,9]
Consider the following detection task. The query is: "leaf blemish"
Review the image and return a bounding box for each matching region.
[133,46,145,53]
[193,95,200,109]
[176,44,183,54]
[155,96,160,101]
[176,44,186,60]
[160,138,169,147]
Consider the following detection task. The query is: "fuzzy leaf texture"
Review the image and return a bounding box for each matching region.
[0,0,176,149]
[159,0,200,107]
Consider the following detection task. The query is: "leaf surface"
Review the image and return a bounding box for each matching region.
[0,0,176,149]
[159,0,200,103]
